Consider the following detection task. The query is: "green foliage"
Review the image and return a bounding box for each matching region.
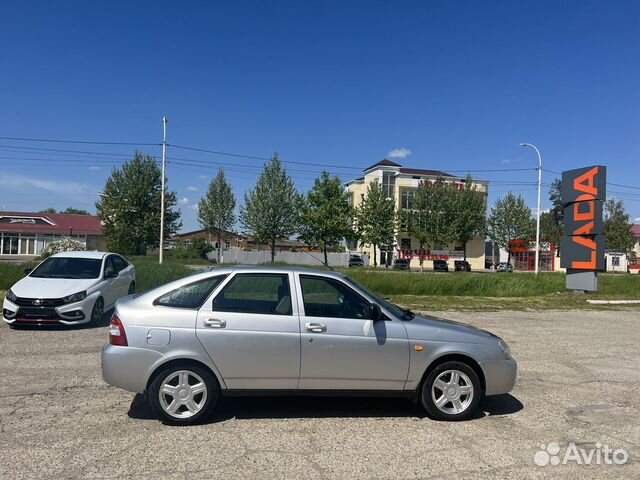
[488,192,535,262]
[0,262,38,290]
[38,208,57,213]
[198,169,236,262]
[170,238,214,260]
[450,175,487,260]
[60,207,91,215]
[540,210,561,247]
[603,198,635,251]
[95,151,181,256]
[240,153,300,262]
[355,180,396,267]
[128,257,194,293]
[299,171,353,265]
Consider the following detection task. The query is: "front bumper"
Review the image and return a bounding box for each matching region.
[480,358,517,396]
[2,294,98,326]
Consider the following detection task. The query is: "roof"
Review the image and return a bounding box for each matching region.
[364,159,402,171]
[399,167,453,177]
[51,251,109,259]
[0,211,102,235]
[175,228,240,238]
[631,224,640,237]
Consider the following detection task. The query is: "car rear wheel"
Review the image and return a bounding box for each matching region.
[420,361,481,421]
[89,297,104,326]
[148,365,219,425]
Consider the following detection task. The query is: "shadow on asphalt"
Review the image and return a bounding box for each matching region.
[127,392,523,424]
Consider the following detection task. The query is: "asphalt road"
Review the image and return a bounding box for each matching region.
[1,310,638,479]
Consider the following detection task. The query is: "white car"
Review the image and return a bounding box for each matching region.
[3,251,136,327]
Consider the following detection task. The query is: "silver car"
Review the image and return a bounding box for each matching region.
[102,266,516,424]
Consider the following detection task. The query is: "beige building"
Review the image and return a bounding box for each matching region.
[345,159,489,270]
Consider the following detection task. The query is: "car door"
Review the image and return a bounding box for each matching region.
[296,273,409,391]
[112,255,132,297]
[195,271,300,390]
[101,255,119,307]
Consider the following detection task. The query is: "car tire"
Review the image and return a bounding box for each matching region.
[420,361,481,421]
[148,364,219,426]
[128,281,136,295]
[89,297,104,326]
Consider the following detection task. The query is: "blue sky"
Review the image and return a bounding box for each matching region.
[1,0,639,231]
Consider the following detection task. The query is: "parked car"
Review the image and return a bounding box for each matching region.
[393,258,411,270]
[496,262,514,273]
[3,251,136,327]
[454,260,471,272]
[101,266,517,425]
[348,255,365,267]
[433,259,449,272]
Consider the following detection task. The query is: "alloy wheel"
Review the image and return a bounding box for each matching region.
[431,369,474,415]
[158,370,208,419]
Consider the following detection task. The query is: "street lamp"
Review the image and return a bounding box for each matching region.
[520,143,543,274]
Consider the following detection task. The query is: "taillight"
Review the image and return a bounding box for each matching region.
[109,314,128,346]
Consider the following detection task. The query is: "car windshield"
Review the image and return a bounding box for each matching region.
[342,276,413,320]
[30,257,102,279]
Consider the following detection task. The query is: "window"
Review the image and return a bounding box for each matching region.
[400,238,412,250]
[612,256,620,267]
[300,275,371,320]
[155,275,227,309]
[104,256,117,277]
[112,255,129,272]
[382,171,396,198]
[401,190,415,209]
[213,273,292,315]
[30,257,102,279]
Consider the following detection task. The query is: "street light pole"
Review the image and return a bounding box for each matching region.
[159,116,168,264]
[520,143,542,274]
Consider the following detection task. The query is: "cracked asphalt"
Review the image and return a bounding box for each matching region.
[1,310,638,479]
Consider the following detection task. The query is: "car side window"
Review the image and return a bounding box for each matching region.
[300,275,371,320]
[113,255,128,272]
[213,273,292,316]
[104,256,117,277]
[155,275,228,309]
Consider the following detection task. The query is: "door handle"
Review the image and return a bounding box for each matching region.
[203,318,226,328]
[305,322,326,333]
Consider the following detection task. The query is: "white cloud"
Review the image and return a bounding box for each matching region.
[178,197,190,206]
[634,217,640,223]
[387,147,412,159]
[0,173,96,196]
[186,186,198,192]
[198,174,208,180]
[501,159,512,164]
[88,166,101,171]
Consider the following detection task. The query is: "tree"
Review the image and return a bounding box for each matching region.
[60,207,90,215]
[38,208,57,213]
[355,179,396,267]
[450,175,487,261]
[603,198,635,251]
[488,192,535,264]
[545,179,563,255]
[298,171,353,266]
[240,153,300,262]
[399,177,455,270]
[198,169,236,263]
[95,151,181,255]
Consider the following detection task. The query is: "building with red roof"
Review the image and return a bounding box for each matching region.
[0,211,104,260]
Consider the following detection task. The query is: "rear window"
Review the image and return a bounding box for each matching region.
[154,275,227,309]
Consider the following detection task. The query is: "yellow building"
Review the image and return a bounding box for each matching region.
[345,159,489,270]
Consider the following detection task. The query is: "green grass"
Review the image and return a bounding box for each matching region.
[0,262,38,290]
[129,257,198,292]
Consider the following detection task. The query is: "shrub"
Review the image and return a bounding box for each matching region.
[41,237,86,258]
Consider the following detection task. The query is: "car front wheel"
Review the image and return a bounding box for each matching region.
[148,365,219,425]
[89,297,104,326]
[420,361,481,421]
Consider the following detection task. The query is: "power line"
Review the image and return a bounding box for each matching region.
[0,136,159,146]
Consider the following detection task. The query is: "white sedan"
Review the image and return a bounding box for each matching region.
[3,251,136,327]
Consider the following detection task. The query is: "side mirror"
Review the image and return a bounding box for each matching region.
[105,270,119,279]
[24,268,33,275]
[370,303,383,321]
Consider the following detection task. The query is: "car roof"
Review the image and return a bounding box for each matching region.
[50,250,110,260]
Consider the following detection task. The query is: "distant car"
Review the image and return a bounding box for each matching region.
[348,255,365,267]
[3,251,136,327]
[496,262,514,273]
[101,266,517,425]
[454,260,471,272]
[393,258,411,270]
[433,259,449,272]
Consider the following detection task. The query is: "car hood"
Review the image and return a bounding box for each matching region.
[404,314,496,344]
[10,276,99,299]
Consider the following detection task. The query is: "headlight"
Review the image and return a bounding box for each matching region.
[6,289,17,302]
[62,291,87,304]
[498,339,511,358]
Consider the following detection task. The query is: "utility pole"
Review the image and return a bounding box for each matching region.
[520,143,543,274]
[159,116,168,264]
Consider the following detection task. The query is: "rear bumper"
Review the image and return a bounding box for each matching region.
[101,344,167,394]
[480,358,517,396]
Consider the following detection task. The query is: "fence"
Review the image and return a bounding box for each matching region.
[207,249,367,267]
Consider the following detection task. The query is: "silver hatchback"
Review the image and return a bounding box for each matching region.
[102,266,516,424]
